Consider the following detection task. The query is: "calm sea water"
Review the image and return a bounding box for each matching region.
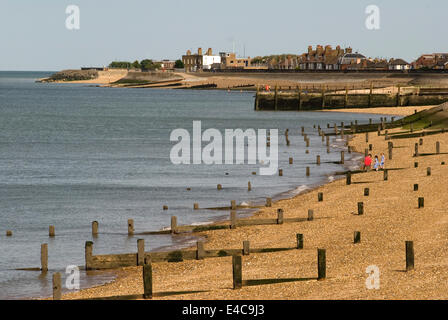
[0,71,386,299]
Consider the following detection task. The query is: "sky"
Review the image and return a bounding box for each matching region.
[0,0,447,71]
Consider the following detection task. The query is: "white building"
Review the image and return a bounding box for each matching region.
[389,58,410,70]
[202,55,221,70]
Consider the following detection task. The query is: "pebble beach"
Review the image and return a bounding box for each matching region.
[57,116,448,300]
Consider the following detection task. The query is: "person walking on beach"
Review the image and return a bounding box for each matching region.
[364,154,372,171]
[380,153,385,170]
[373,155,380,171]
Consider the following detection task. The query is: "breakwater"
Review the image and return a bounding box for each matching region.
[255,85,448,111]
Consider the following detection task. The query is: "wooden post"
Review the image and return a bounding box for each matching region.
[364,188,370,196]
[436,141,441,154]
[49,225,55,237]
[196,241,205,260]
[346,172,352,185]
[316,155,321,165]
[306,167,310,177]
[344,86,348,107]
[232,255,242,289]
[137,239,145,266]
[248,181,252,191]
[230,211,237,229]
[388,143,393,160]
[321,88,325,108]
[92,221,98,236]
[170,216,177,234]
[254,85,259,111]
[368,82,373,107]
[326,135,329,147]
[298,87,302,111]
[405,241,414,271]
[279,169,283,176]
[365,132,369,143]
[52,273,62,300]
[289,157,293,164]
[41,243,48,273]
[143,257,153,299]
[307,209,314,221]
[340,151,345,164]
[274,85,278,111]
[297,234,304,249]
[396,85,401,106]
[194,203,199,210]
[317,249,326,280]
[231,200,237,210]
[128,219,134,236]
[266,197,272,207]
[354,231,361,244]
[217,184,222,190]
[243,241,250,255]
[85,241,93,270]
[358,202,364,215]
[318,192,323,202]
[383,169,389,181]
[6,230,12,236]
[418,197,424,208]
[277,209,284,224]
[377,125,381,136]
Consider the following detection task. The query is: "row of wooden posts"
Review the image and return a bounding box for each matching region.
[49,234,417,299]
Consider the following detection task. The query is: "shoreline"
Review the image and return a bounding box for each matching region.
[33,129,360,300]
[56,122,448,300]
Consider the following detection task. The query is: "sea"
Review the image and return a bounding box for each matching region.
[0,71,388,299]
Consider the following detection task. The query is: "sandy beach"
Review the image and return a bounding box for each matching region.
[58,118,448,300]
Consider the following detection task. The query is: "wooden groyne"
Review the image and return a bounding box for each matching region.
[254,84,448,111]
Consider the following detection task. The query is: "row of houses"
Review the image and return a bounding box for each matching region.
[179,45,448,72]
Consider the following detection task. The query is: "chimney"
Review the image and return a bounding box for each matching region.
[198,48,203,55]
[207,48,212,56]
[187,50,191,55]
[316,45,323,56]
[308,46,313,54]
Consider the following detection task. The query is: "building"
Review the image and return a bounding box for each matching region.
[413,53,448,70]
[388,58,410,71]
[182,48,221,72]
[219,52,251,69]
[298,45,349,70]
[155,60,176,70]
[338,53,367,70]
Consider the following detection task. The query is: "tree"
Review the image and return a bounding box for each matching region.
[108,61,132,69]
[174,59,184,68]
[140,59,161,71]
[132,60,141,69]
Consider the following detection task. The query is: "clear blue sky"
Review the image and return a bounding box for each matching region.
[1,0,447,71]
